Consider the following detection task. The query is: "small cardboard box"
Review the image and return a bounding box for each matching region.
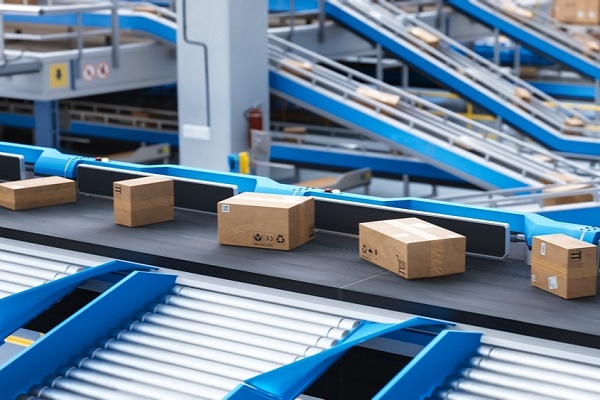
[359,218,466,279]
[531,234,597,299]
[114,176,174,227]
[542,183,593,206]
[218,192,314,251]
[0,176,76,210]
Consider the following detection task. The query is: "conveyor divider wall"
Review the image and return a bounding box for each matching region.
[0,270,447,399]
[324,0,600,157]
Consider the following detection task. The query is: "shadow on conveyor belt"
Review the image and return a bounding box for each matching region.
[0,194,599,349]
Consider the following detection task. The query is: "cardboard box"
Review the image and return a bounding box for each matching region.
[113,176,174,227]
[408,27,440,46]
[218,192,315,250]
[0,176,76,210]
[356,86,401,107]
[542,183,593,206]
[554,0,600,24]
[359,218,466,279]
[531,234,597,299]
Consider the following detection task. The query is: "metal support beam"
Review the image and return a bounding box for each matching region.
[34,100,59,148]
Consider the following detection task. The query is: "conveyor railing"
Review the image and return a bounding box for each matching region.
[449,0,600,81]
[269,35,600,189]
[325,0,600,157]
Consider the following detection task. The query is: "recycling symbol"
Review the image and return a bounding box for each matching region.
[362,244,367,253]
[276,235,285,244]
[254,233,262,241]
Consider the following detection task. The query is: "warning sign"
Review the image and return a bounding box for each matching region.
[96,61,110,80]
[49,63,69,89]
[82,63,96,82]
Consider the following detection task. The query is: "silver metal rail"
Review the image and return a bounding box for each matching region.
[332,0,595,137]
[269,34,600,187]
[23,283,362,400]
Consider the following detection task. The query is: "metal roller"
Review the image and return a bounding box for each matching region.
[445,377,561,400]
[127,321,302,365]
[112,331,281,373]
[458,367,600,399]
[431,387,495,400]
[50,376,146,400]
[75,357,234,397]
[479,345,600,381]
[0,270,47,288]
[0,261,71,281]
[153,303,338,348]
[101,339,258,381]
[60,367,209,400]
[0,279,31,294]
[89,348,241,391]
[162,295,349,340]
[469,356,600,394]
[29,385,94,400]
[172,285,361,330]
[0,251,83,273]
[139,312,325,357]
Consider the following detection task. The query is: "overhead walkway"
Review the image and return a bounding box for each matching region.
[449,0,600,82]
[268,35,599,190]
[324,0,600,157]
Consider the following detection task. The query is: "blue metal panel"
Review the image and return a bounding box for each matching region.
[538,204,600,226]
[373,330,482,399]
[227,317,450,399]
[325,1,600,157]
[270,70,532,189]
[270,144,467,183]
[0,270,174,400]
[0,260,155,345]
[269,0,319,12]
[449,0,600,81]
[529,82,596,101]
[67,122,179,146]
[33,100,59,148]
[0,112,35,129]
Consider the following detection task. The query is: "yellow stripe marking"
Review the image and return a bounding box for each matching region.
[5,335,35,347]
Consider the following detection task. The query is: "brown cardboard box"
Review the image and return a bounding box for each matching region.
[114,176,174,227]
[218,192,315,250]
[553,0,579,22]
[542,183,593,206]
[0,176,76,210]
[359,218,466,279]
[356,86,401,107]
[408,27,440,46]
[531,234,597,298]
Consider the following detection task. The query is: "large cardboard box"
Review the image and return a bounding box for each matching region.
[359,218,466,279]
[531,234,597,299]
[554,0,600,23]
[0,176,76,210]
[542,183,593,206]
[113,176,174,227]
[218,192,315,251]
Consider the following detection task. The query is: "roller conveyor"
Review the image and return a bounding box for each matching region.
[324,0,600,157]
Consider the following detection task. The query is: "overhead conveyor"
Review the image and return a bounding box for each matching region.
[449,0,600,82]
[268,35,600,190]
[324,0,600,157]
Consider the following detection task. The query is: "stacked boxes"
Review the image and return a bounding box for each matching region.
[113,176,174,227]
[553,0,600,24]
[0,176,76,210]
[359,218,466,279]
[531,234,598,299]
[218,192,315,251]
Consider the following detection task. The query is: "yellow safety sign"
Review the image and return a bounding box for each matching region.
[49,63,69,89]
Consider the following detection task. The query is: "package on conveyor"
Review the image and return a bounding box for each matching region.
[113,175,174,227]
[541,182,593,206]
[407,26,440,46]
[0,176,76,211]
[553,0,600,24]
[218,192,315,251]
[359,217,466,279]
[531,234,598,299]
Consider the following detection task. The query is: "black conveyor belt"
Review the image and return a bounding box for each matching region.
[2,195,599,347]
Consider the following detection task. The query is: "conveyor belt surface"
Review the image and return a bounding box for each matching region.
[1,195,599,347]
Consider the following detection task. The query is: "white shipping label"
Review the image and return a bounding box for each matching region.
[531,274,536,282]
[541,242,546,256]
[548,276,558,290]
[221,204,230,213]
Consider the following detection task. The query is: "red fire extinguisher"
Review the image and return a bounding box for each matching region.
[245,106,263,147]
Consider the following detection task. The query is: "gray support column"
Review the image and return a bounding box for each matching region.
[33,100,60,148]
[176,0,269,170]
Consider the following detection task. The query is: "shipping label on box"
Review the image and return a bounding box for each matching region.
[113,175,174,227]
[0,176,76,211]
[218,192,315,251]
[532,234,597,274]
[359,218,466,279]
[531,261,597,299]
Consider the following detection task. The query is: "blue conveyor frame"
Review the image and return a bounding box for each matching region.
[324,0,600,157]
[1,141,599,247]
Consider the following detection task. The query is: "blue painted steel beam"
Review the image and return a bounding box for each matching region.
[270,70,532,189]
[270,144,468,184]
[67,122,179,146]
[0,112,35,129]
[325,1,600,157]
[1,141,599,245]
[529,81,596,101]
[449,0,600,81]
